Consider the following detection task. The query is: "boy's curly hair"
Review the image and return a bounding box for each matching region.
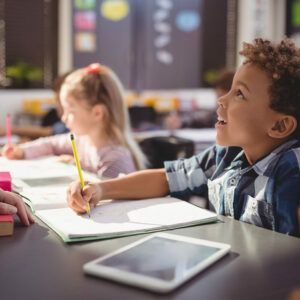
[239,38,300,138]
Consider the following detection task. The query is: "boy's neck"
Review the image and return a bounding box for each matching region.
[243,138,289,165]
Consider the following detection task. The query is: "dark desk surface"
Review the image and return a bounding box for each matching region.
[1,216,300,300]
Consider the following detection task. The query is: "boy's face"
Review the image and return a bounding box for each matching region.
[216,63,282,156]
[215,87,228,99]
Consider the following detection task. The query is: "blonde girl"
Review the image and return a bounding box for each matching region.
[2,63,146,178]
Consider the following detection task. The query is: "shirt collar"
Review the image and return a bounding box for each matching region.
[253,139,299,175]
[226,150,247,170]
[228,139,299,175]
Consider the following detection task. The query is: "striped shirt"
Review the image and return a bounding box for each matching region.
[165,139,300,237]
[21,134,136,179]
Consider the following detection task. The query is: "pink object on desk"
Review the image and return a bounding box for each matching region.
[6,114,11,146]
[0,214,14,236]
[0,171,14,237]
[0,215,13,222]
[0,172,12,192]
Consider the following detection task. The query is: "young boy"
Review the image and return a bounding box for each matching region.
[67,38,300,237]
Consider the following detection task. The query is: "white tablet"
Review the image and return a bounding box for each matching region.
[83,233,231,293]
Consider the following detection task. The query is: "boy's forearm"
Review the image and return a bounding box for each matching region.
[101,168,169,200]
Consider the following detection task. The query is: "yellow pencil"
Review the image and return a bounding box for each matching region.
[70,133,91,217]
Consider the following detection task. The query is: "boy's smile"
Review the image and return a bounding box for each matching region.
[216,116,227,126]
[215,63,286,164]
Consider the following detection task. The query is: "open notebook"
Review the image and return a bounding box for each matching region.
[36,197,218,243]
[0,157,218,243]
[22,183,218,243]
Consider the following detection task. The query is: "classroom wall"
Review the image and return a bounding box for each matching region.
[59,0,288,80]
[236,0,286,66]
[0,89,54,125]
[58,0,72,74]
[0,88,216,126]
[139,88,216,110]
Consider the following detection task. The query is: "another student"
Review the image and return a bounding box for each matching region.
[165,69,235,130]
[0,189,34,226]
[0,73,69,140]
[2,63,146,179]
[67,38,300,236]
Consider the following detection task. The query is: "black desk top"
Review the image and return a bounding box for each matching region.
[1,216,300,300]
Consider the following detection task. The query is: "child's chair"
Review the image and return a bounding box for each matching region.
[140,135,194,168]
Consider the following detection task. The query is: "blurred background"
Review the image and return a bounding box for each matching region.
[0,0,299,165]
[2,0,298,90]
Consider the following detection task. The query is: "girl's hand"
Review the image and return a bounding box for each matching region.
[0,126,5,136]
[0,189,35,226]
[1,144,24,160]
[57,154,75,164]
[67,181,102,214]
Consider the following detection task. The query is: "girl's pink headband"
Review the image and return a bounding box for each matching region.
[85,63,102,74]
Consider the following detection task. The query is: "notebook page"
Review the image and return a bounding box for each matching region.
[36,197,218,240]
[21,186,69,210]
[0,157,79,180]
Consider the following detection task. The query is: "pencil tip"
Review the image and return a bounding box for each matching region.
[70,133,74,140]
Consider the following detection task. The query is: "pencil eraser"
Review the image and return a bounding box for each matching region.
[0,214,14,236]
[0,172,12,192]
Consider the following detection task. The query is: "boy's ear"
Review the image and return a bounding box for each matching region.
[269,115,297,139]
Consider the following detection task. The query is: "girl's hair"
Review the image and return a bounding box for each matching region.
[239,38,300,137]
[61,63,146,170]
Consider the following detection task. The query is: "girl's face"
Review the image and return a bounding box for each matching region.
[216,63,282,160]
[60,93,96,136]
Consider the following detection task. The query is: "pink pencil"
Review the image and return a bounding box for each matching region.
[6,114,11,146]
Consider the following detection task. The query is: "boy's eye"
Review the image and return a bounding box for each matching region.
[236,89,245,100]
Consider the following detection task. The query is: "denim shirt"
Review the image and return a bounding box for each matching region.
[164,139,300,237]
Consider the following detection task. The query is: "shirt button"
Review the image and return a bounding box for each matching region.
[229,178,236,185]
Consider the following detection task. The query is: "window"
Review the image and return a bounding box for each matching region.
[0,0,58,89]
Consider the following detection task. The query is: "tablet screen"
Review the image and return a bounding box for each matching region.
[97,236,220,282]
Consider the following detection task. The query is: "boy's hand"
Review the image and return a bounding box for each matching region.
[67,181,102,214]
[0,189,35,226]
[1,144,24,160]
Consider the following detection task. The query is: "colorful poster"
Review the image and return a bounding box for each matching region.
[140,0,203,89]
[74,11,96,30]
[75,33,96,52]
[176,10,200,32]
[74,0,96,10]
[292,0,300,26]
[101,0,129,21]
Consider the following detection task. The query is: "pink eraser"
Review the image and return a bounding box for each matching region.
[0,172,12,191]
[0,215,13,223]
[0,214,14,236]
